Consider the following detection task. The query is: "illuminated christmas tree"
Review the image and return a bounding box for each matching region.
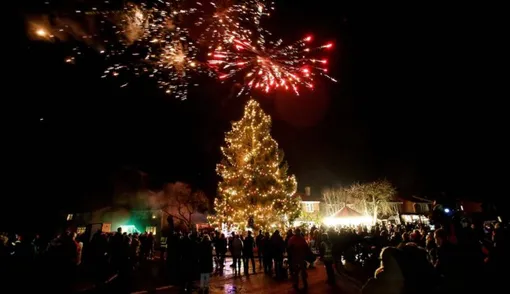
[209,99,300,231]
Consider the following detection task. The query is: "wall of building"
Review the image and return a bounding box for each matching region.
[301,201,321,213]
[69,208,163,235]
[397,198,432,214]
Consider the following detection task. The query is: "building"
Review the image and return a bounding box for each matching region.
[65,168,209,238]
[293,186,323,226]
[398,196,433,214]
[300,186,322,213]
[65,167,166,237]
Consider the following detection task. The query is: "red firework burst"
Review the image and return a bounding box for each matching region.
[208,34,335,96]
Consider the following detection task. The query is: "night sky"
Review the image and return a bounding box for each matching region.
[6,1,505,229]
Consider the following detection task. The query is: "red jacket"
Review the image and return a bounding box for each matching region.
[287,235,308,264]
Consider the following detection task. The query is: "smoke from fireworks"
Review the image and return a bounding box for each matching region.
[208,34,336,96]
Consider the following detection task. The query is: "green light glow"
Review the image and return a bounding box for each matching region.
[119,225,140,234]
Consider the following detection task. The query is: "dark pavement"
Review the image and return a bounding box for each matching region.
[103,257,363,294]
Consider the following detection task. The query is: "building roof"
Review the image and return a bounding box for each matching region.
[295,192,322,202]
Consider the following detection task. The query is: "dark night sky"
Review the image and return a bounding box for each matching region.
[5,1,506,227]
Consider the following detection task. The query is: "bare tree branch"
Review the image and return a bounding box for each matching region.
[158,181,209,230]
[321,180,397,224]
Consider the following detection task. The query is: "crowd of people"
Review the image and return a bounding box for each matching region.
[210,229,315,288]
[1,218,508,293]
[313,220,508,293]
[0,229,158,292]
[164,227,315,292]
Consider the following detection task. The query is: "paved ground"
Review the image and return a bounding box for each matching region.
[125,258,362,294]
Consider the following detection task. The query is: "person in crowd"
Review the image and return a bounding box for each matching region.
[287,228,309,290]
[319,232,335,285]
[243,230,256,274]
[362,247,405,294]
[231,234,243,276]
[255,230,264,269]
[262,231,273,274]
[179,232,198,293]
[270,230,285,280]
[198,234,213,293]
[215,233,227,272]
[147,232,155,259]
[130,232,140,268]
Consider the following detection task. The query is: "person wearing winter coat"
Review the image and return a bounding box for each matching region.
[215,233,227,271]
[262,232,273,274]
[270,230,285,279]
[320,233,335,285]
[231,234,244,275]
[362,247,405,294]
[198,235,213,293]
[243,231,256,274]
[287,229,309,290]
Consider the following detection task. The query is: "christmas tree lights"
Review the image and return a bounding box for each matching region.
[209,99,300,231]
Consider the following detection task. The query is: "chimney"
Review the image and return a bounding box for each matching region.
[305,186,311,197]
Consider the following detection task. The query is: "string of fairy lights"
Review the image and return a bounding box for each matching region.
[208,99,300,231]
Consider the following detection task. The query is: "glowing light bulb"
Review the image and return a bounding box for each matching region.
[36,28,47,37]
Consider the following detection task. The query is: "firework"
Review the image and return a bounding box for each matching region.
[31,1,336,99]
[121,5,148,44]
[193,1,274,49]
[208,34,336,96]
[98,1,203,99]
[28,1,202,99]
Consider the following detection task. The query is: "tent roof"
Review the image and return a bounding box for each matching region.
[331,206,363,218]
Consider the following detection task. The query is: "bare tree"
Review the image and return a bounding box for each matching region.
[322,181,397,224]
[322,187,349,216]
[157,182,209,229]
[349,180,397,224]
[347,183,370,216]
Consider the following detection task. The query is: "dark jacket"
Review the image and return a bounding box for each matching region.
[215,237,227,254]
[198,240,213,273]
[243,235,255,254]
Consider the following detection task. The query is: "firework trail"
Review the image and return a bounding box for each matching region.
[208,34,336,96]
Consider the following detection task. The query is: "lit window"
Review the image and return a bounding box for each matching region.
[67,214,73,221]
[102,223,111,233]
[77,227,86,235]
[146,226,157,235]
[303,202,314,213]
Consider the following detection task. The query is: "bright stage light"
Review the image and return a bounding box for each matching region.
[323,215,373,227]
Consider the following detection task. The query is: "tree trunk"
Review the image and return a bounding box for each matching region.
[188,212,192,230]
[372,196,377,225]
